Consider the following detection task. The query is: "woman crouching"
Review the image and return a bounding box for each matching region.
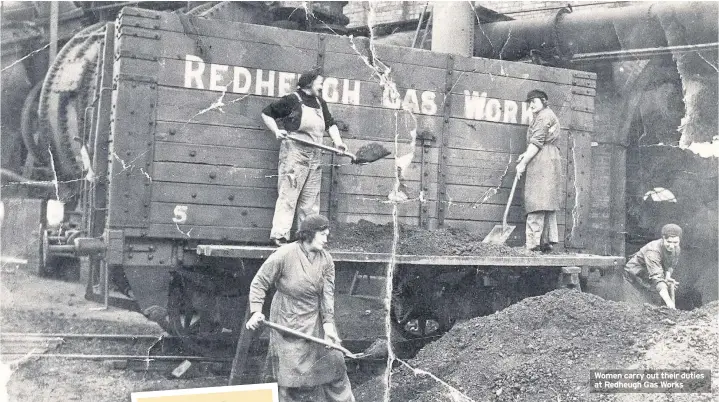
[245,214,355,402]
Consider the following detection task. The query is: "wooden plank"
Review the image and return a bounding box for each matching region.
[324,35,450,69]
[154,87,446,141]
[452,56,589,85]
[445,183,567,206]
[120,11,320,50]
[146,56,451,119]
[449,71,594,107]
[445,119,528,153]
[154,141,279,169]
[333,213,423,227]
[150,202,273,227]
[565,130,592,249]
[334,175,438,198]
[148,224,270,242]
[197,245,623,267]
[336,158,438,181]
[137,48,314,93]
[331,104,445,141]
[151,182,277,208]
[153,162,277,188]
[155,122,280,150]
[323,51,446,91]
[448,96,594,131]
[332,195,427,217]
[156,87,267,128]
[444,202,567,225]
[445,167,518,187]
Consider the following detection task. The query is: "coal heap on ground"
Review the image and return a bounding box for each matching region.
[387,289,718,402]
[329,220,539,257]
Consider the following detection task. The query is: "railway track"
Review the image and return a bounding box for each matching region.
[0,332,393,381]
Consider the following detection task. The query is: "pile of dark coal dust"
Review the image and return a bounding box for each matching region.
[386,289,718,401]
[330,220,538,257]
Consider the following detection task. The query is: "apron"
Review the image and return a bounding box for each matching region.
[289,92,326,146]
[524,108,562,213]
[276,91,325,185]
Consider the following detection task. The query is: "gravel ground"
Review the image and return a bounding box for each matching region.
[1,269,386,402]
[384,289,718,402]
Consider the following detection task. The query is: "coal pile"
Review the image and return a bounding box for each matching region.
[388,290,718,401]
[329,220,539,257]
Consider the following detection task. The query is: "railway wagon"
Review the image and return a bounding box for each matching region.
[72,7,623,346]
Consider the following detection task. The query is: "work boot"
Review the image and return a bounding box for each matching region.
[540,242,557,253]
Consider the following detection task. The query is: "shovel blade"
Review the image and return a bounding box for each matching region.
[482,224,516,244]
[352,143,391,164]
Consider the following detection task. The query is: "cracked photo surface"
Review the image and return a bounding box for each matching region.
[1,2,717,402]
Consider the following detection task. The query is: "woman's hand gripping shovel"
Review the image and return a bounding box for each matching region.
[286,135,390,165]
[260,319,372,359]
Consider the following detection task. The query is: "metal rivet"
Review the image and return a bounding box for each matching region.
[127,254,133,259]
[228,195,234,201]
[148,254,154,260]
[209,172,216,179]
[191,193,197,198]
[169,129,176,135]
[189,151,196,157]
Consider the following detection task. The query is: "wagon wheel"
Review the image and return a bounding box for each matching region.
[163,277,229,357]
[390,289,454,340]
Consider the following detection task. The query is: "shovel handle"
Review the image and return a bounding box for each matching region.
[286,135,357,161]
[503,173,521,227]
[261,320,355,357]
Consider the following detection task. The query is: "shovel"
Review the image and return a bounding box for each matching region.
[287,135,390,164]
[261,319,370,359]
[482,173,521,244]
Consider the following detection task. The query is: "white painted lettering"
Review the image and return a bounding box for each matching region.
[277,72,296,97]
[342,79,361,105]
[503,100,518,123]
[209,64,229,91]
[322,77,340,103]
[421,91,437,115]
[402,89,421,114]
[184,55,205,89]
[233,67,252,93]
[485,98,502,121]
[383,83,401,109]
[255,69,275,96]
[464,90,488,120]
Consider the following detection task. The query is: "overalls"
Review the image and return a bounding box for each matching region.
[270,93,325,242]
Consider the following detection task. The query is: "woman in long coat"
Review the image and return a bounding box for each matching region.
[516,89,562,252]
[246,214,355,402]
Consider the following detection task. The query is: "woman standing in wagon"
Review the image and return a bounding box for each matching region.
[516,89,562,252]
[245,214,355,402]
